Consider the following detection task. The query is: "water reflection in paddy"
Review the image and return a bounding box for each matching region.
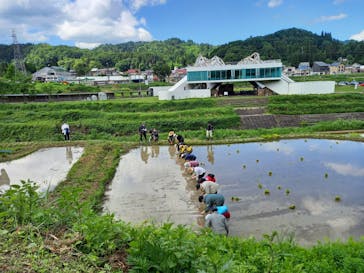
[0,147,83,192]
[104,139,364,245]
[103,145,201,228]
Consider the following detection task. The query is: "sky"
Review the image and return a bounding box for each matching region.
[0,0,363,49]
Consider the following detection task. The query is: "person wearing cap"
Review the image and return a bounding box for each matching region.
[216,205,231,219]
[198,193,225,212]
[167,130,176,145]
[205,207,229,236]
[188,166,206,181]
[205,173,216,182]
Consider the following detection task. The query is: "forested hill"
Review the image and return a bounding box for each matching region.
[210,28,364,66]
[0,28,363,75]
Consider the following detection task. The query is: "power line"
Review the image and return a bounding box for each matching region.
[11,29,27,75]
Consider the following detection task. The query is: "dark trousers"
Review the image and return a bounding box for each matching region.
[140,132,146,141]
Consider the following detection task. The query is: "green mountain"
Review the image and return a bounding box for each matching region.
[210,28,364,66]
[0,28,363,76]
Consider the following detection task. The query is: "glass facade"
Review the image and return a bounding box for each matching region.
[187,67,282,82]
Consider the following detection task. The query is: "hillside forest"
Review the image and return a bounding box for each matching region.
[0,28,364,78]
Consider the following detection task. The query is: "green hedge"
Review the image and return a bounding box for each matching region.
[268,93,364,114]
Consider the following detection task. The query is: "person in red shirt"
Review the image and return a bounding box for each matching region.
[205,173,216,182]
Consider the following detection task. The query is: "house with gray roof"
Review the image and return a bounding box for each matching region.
[312,61,330,74]
[32,66,76,82]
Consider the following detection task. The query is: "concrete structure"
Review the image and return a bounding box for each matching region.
[32,66,76,82]
[157,53,335,100]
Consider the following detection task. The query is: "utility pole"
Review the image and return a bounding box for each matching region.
[11,29,27,75]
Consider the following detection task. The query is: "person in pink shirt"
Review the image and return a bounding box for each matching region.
[184,160,199,168]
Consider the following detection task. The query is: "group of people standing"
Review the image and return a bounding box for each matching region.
[170,130,230,236]
[138,124,159,143]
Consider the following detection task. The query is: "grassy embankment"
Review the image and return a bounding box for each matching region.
[1,94,364,272]
[2,93,364,144]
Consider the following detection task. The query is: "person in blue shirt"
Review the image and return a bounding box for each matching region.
[198,193,225,212]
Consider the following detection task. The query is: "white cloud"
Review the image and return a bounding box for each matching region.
[260,142,294,155]
[350,30,364,41]
[129,0,166,12]
[325,162,364,177]
[75,42,101,49]
[316,13,347,22]
[0,0,165,45]
[267,0,283,8]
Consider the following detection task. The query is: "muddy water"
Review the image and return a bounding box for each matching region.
[104,139,364,245]
[0,147,83,192]
[103,145,202,228]
[195,139,364,245]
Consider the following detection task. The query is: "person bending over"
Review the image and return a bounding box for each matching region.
[198,193,225,212]
[205,207,229,236]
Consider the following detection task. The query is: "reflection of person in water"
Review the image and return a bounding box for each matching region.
[168,145,176,158]
[151,145,160,158]
[66,147,73,164]
[207,145,214,164]
[140,146,150,163]
[0,168,10,187]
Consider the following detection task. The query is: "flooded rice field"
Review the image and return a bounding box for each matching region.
[0,146,83,192]
[103,145,201,228]
[104,139,364,245]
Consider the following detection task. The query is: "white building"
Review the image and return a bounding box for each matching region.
[32,66,76,82]
[153,53,335,100]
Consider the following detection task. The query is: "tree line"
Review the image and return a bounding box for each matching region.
[0,28,363,78]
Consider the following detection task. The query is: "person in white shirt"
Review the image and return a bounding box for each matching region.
[188,166,206,181]
[196,180,219,194]
[61,123,70,140]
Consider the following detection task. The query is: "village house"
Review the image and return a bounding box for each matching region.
[329,62,346,74]
[296,62,311,75]
[312,61,330,75]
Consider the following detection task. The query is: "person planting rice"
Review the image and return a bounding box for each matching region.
[199,193,225,213]
[205,207,229,236]
[188,166,206,181]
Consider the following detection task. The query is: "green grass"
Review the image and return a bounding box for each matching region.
[1,94,364,272]
[268,93,364,114]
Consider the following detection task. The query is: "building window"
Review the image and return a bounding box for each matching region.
[221,70,226,79]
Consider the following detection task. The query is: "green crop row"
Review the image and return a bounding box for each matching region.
[268,93,364,114]
[0,98,217,112]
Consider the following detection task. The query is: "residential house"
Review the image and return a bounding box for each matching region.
[283,66,296,76]
[297,62,311,76]
[89,67,118,76]
[312,61,330,75]
[329,62,345,74]
[169,67,187,82]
